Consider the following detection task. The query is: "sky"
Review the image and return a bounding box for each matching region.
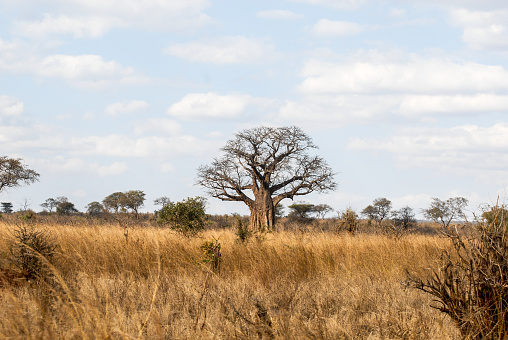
[1,0,508,218]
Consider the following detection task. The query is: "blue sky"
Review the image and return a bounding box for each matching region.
[1,0,508,218]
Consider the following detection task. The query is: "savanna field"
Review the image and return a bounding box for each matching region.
[0,215,463,339]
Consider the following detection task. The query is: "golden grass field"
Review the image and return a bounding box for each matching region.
[0,218,462,339]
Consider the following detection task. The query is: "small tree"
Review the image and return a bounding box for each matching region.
[313,204,333,219]
[154,196,171,207]
[0,157,39,193]
[124,190,145,218]
[56,201,78,215]
[40,198,58,213]
[157,197,207,235]
[422,197,468,229]
[86,201,105,217]
[362,198,392,226]
[103,192,127,214]
[1,202,13,214]
[287,202,315,223]
[391,206,417,231]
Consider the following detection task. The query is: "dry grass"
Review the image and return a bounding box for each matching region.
[0,219,461,339]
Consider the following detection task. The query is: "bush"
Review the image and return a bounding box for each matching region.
[9,224,58,281]
[339,207,358,234]
[157,196,207,235]
[200,237,221,274]
[407,203,508,338]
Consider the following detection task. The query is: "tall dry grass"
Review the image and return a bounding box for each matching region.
[0,219,461,339]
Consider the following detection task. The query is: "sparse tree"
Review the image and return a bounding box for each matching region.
[124,190,145,218]
[423,197,468,229]
[197,126,336,230]
[313,204,333,219]
[362,198,392,226]
[1,202,13,214]
[40,198,58,213]
[287,202,315,223]
[154,196,171,207]
[103,192,127,214]
[86,201,105,217]
[56,201,78,215]
[391,206,417,231]
[0,156,39,193]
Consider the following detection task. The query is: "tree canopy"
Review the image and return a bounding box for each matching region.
[0,157,39,193]
[197,126,336,229]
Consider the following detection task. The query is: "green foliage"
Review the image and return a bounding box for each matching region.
[235,216,252,243]
[200,237,221,273]
[0,156,39,193]
[102,190,146,217]
[482,205,508,226]
[9,224,57,281]
[422,197,468,229]
[56,200,79,215]
[287,202,315,223]
[86,201,105,217]
[19,209,36,222]
[361,198,392,226]
[157,196,207,235]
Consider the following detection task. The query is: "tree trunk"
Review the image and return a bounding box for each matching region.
[249,190,275,230]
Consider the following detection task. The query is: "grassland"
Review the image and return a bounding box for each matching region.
[0,218,461,339]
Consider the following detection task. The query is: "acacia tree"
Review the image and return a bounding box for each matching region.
[197,126,337,229]
[361,198,392,226]
[0,157,39,193]
[423,197,468,229]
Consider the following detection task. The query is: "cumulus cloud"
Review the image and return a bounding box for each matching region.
[450,8,508,50]
[13,15,122,38]
[6,0,213,38]
[37,156,128,176]
[167,92,255,120]
[0,95,23,116]
[312,19,365,37]
[289,0,365,9]
[165,36,276,64]
[299,57,508,95]
[276,52,508,125]
[256,10,303,20]
[348,123,508,184]
[74,134,216,158]
[134,119,182,136]
[104,100,149,116]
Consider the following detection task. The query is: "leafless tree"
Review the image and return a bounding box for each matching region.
[0,156,39,193]
[197,126,336,229]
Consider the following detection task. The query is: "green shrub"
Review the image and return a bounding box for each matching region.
[200,237,221,274]
[235,216,252,243]
[157,196,207,236]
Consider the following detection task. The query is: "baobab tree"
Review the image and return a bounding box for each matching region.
[197,126,337,229]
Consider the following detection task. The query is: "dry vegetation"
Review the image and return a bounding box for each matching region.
[0,217,462,339]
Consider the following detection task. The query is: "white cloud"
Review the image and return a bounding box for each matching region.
[348,123,508,185]
[134,119,182,136]
[13,15,122,38]
[0,95,24,116]
[5,0,213,38]
[74,134,215,158]
[161,163,176,173]
[299,57,508,95]
[312,19,365,37]
[289,0,365,9]
[167,92,254,120]
[450,8,508,50]
[37,156,128,176]
[165,36,275,64]
[256,10,303,20]
[104,100,149,116]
